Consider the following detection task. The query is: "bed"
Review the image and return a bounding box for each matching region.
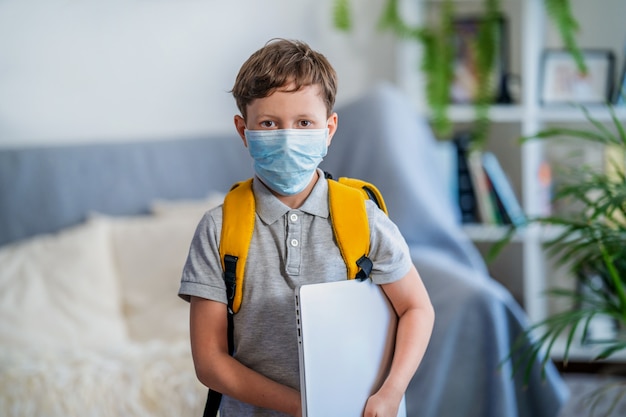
[0,83,568,417]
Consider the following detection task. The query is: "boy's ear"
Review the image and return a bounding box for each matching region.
[234,115,247,146]
[326,112,338,146]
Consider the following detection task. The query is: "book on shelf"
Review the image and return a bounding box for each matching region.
[481,151,527,227]
[453,133,479,224]
[537,161,552,217]
[450,134,526,227]
[467,150,500,225]
[485,173,511,225]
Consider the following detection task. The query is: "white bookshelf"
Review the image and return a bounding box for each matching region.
[397,0,626,334]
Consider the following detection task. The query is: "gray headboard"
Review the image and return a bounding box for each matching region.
[0,135,251,246]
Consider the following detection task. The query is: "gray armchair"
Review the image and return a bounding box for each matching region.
[322,83,568,417]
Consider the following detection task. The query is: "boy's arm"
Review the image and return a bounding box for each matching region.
[189,296,302,417]
[365,265,435,417]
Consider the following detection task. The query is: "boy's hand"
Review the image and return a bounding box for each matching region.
[363,385,403,417]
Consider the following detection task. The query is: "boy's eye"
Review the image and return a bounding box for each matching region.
[299,120,312,127]
[260,121,275,128]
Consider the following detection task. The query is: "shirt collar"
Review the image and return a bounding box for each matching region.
[253,168,330,225]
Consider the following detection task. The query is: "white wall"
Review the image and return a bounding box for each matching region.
[0,0,397,147]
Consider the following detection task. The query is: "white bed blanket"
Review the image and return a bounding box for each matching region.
[1,342,205,417]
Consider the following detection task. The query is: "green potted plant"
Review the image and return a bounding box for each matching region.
[496,106,626,415]
[332,0,584,146]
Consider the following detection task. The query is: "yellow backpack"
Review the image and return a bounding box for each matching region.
[219,172,388,314]
[204,172,388,416]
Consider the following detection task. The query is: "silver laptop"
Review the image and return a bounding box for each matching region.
[295,278,407,417]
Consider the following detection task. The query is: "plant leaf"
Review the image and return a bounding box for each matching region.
[332,0,352,31]
[594,341,626,360]
[543,0,585,73]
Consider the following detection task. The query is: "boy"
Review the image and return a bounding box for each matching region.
[179,38,434,417]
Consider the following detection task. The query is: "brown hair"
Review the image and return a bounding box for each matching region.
[231,39,337,119]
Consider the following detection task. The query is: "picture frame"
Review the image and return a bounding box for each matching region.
[540,49,615,105]
[450,15,510,104]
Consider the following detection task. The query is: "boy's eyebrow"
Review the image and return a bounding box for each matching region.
[253,112,318,120]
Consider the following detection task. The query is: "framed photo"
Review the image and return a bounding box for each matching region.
[450,15,509,104]
[540,49,615,105]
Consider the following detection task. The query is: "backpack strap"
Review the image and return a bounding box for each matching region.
[219,178,255,315]
[328,176,389,280]
[327,179,370,280]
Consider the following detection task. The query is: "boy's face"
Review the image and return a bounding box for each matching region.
[234,83,338,147]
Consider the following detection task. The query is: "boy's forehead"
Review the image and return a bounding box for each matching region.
[246,84,327,116]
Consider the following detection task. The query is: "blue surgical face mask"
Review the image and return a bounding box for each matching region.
[244,128,329,196]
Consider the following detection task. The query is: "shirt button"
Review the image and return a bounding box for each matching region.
[290,213,298,222]
[290,239,299,247]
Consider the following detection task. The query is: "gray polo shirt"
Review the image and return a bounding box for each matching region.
[179,170,413,417]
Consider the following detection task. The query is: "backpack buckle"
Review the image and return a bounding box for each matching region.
[223,254,238,314]
[355,255,373,281]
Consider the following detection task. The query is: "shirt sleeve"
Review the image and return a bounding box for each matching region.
[365,200,414,285]
[178,207,228,304]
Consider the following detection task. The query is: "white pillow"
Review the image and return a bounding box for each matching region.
[150,192,224,220]
[102,214,201,343]
[0,218,128,350]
